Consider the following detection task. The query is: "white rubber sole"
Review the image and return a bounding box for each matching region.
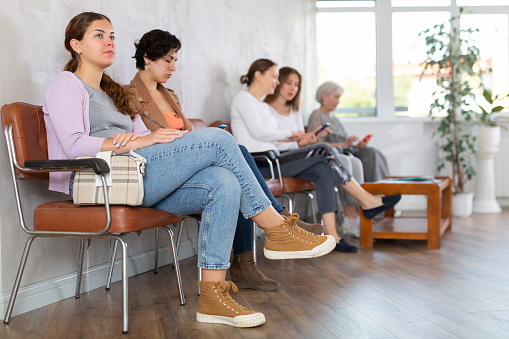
[196,312,266,327]
[263,235,336,260]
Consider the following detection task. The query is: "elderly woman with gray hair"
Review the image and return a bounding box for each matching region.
[308,82,390,184]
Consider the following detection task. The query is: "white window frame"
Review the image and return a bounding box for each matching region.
[317,0,509,120]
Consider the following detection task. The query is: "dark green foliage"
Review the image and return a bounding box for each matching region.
[420,8,483,193]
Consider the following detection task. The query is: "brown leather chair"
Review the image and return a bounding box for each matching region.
[1,102,185,334]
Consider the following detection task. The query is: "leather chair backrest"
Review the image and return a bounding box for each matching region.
[189,118,208,131]
[1,102,49,180]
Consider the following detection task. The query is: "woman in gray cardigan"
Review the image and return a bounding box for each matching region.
[308,82,390,183]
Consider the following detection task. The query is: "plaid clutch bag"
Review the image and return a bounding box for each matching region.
[72,149,146,206]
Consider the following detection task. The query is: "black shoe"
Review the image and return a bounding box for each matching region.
[362,194,401,219]
[334,238,358,253]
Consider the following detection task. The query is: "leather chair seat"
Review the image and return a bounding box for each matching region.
[281,177,316,193]
[34,200,182,233]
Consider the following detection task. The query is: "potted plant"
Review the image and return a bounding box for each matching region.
[419,8,485,217]
[472,88,507,214]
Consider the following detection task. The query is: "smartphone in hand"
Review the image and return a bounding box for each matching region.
[314,122,330,136]
[361,133,373,143]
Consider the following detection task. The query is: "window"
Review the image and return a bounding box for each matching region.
[461,14,509,111]
[316,0,509,118]
[457,0,508,5]
[317,12,377,117]
[392,12,450,117]
[317,0,375,8]
[392,0,450,6]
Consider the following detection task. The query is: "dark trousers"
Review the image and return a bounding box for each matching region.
[232,145,284,254]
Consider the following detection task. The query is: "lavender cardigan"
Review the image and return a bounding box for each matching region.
[42,72,150,194]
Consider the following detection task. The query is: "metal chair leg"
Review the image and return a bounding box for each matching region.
[289,196,295,214]
[173,221,184,268]
[175,221,184,255]
[162,226,185,305]
[106,240,118,290]
[154,228,159,274]
[114,237,129,334]
[75,238,86,298]
[252,222,257,264]
[4,236,36,324]
[197,267,202,296]
[307,192,318,223]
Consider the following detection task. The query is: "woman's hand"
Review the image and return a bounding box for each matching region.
[289,130,305,141]
[112,133,140,149]
[311,126,333,138]
[103,129,189,153]
[343,135,358,147]
[356,140,367,149]
[298,132,317,147]
[142,128,189,146]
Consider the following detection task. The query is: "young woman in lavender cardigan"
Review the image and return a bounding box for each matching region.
[43,12,335,328]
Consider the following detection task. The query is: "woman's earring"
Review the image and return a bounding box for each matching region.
[145,64,150,70]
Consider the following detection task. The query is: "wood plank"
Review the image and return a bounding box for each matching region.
[358,276,509,338]
[44,286,107,338]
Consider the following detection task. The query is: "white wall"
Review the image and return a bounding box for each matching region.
[0,0,318,315]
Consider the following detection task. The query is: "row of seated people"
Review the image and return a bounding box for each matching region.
[29,12,401,330]
[131,23,400,294]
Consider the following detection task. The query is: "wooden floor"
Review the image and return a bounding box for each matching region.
[2,209,509,338]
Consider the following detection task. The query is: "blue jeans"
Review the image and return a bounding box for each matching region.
[135,128,271,269]
[233,145,283,254]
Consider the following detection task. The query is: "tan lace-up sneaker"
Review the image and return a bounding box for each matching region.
[262,213,336,260]
[196,281,266,327]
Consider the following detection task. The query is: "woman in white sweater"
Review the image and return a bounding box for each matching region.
[231,59,401,252]
[265,67,365,237]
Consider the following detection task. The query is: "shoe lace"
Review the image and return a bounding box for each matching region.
[216,281,251,313]
[283,213,322,243]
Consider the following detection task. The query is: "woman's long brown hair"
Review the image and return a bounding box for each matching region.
[64,12,137,118]
[264,67,302,111]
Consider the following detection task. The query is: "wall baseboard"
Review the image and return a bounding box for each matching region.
[2,239,197,318]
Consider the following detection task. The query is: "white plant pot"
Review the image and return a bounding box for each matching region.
[473,126,501,214]
[452,192,474,218]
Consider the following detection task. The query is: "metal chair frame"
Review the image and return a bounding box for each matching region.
[2,107,184,334]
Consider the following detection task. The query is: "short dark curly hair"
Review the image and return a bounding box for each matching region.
[133,29,181,70]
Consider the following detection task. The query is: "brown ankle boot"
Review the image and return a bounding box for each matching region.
[280,208,324,235]
[230,251,280,291]
[262,213,335,260]
[196,281,266,327]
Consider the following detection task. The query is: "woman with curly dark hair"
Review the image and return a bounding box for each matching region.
[127,29,326,293]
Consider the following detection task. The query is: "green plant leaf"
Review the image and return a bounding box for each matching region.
[492,105,504,112]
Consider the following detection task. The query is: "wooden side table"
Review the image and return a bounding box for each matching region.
[360,176,452,249]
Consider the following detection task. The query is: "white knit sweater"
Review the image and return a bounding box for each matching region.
[230,91,292,152]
